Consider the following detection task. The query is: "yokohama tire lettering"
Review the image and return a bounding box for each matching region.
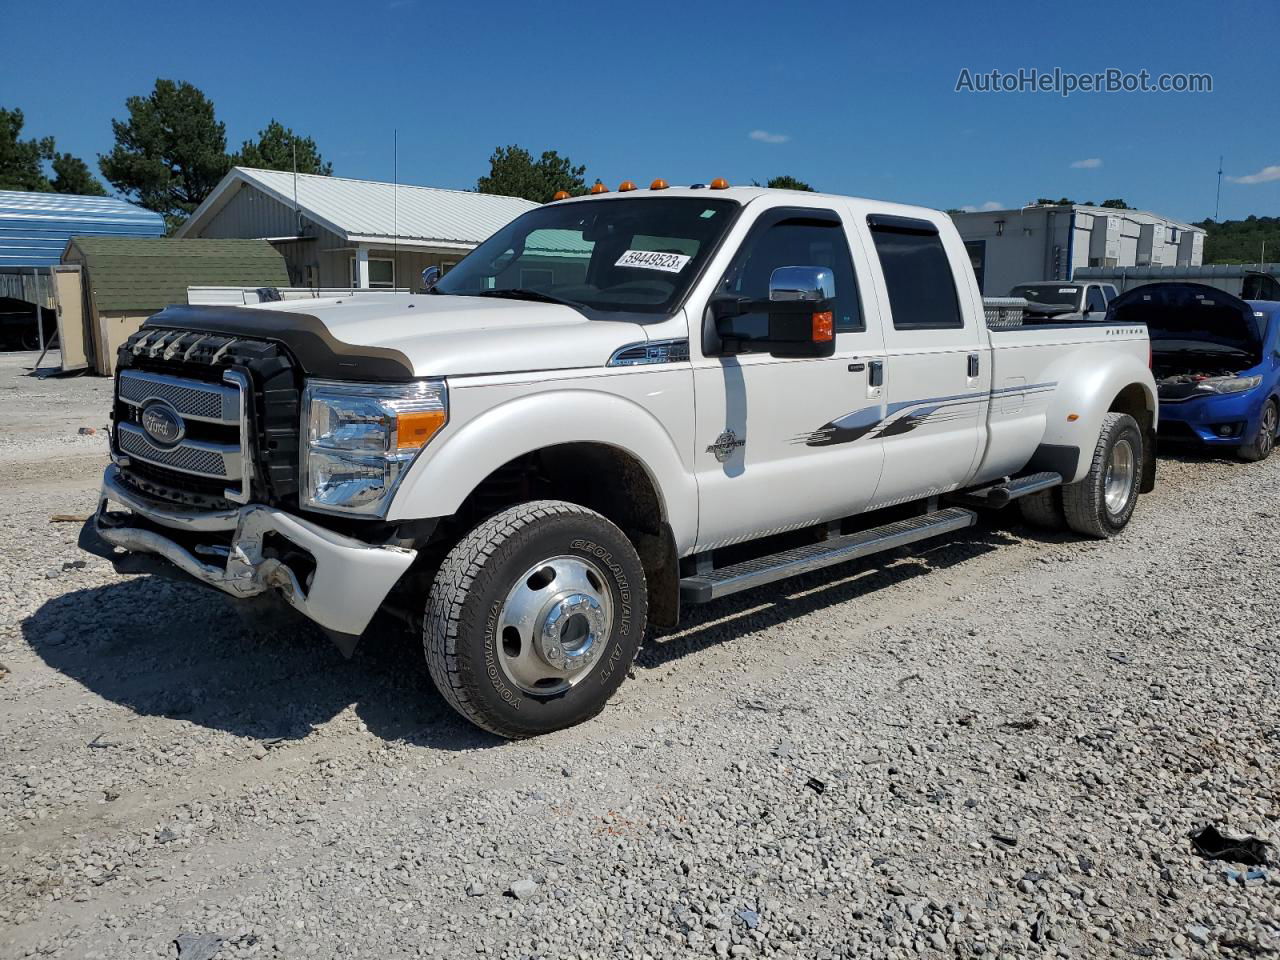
[482,599,522,710]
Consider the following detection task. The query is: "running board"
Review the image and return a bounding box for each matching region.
[948,471,1062,509]
[680,507,977,604]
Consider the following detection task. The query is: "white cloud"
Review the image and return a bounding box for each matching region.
[748,129,790,144]
[959,201,1005,213]
[1228,164,1280,185]
[1071,157,1103,169]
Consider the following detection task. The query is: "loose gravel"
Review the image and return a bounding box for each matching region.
[1,350,1277,959]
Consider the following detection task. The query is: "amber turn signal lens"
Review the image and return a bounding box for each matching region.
[650,178,669,190]
[551,190,570,201]
[709,177,730,189]
[590,181,608,194]
[811,311,834,343]
[397,410,448,450]
[618,180,637,192]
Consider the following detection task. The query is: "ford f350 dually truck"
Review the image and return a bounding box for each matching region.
[83,184,1158,737]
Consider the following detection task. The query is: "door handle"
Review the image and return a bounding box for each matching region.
[967,353,980,378]
[868,360,884,387]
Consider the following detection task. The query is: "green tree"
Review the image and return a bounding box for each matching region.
[233,120,332,175]
[1032,197,1075,206]
[1193,214,1280,264]
[100,79,231,230]
[0,107,54,191]
[476,145,587,203]
[764,175,813,191]
[1100,198,1131,209]
[51,152,106,195]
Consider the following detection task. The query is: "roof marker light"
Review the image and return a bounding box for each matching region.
[551,190,570,201]
[710,177,730,189]
[590,181,608,194]
[618,180,637,192]
[650,178,669,190]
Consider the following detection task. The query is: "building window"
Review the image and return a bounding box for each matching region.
[349,256,396,288]
[1168,227,1181,244]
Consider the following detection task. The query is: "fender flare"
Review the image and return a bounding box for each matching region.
[387,388,698,551]
[1031,346,1157,484]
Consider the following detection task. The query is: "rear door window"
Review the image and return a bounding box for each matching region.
[868,217,964,330]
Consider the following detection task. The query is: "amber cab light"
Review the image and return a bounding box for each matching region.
[710,177,730,189]
[589,181,608,194]
[650,178,669,190]
[618,180,637,192]
[812,311,834,343]
[550,190,570,201]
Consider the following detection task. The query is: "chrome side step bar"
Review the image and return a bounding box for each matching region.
[948,471,1062,509]
[679,507,977,604]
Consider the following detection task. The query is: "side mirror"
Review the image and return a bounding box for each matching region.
[769,265,835,302]
[421,265,440,291]
[709,266,837,359]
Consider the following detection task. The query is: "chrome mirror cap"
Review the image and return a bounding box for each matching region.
[421,265,441,291]
[769,265,834,302]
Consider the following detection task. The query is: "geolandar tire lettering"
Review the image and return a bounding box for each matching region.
[424,500,648,739]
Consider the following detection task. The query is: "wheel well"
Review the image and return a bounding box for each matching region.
[1109,383,1157,493]
[444,443,680,628]
[1108,383,1153,427]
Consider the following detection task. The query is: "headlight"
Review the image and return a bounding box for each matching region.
[301,379,447,516]
[1196,375,1262,395]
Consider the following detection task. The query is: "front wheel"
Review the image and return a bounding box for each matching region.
[424,500,648,739]
[1062,412,1143,539]
[1238,399,1277,463]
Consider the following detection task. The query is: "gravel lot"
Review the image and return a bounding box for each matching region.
[1,349,1277,960]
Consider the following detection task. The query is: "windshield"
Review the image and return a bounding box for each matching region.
[435,197,738,315]
[1010,284,1081,306]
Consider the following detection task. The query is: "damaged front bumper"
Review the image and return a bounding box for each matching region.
[85,465,416,644]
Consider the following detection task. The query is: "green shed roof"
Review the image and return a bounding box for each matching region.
[66,236,290,312]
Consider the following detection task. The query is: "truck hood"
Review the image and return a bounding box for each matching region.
[144,294,651,379]
[1108,283,1263,365]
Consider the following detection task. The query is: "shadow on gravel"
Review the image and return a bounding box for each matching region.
[641,524,1019,668]
[21,576,500,751]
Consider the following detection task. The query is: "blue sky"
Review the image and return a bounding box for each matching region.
[3,0,1277,223]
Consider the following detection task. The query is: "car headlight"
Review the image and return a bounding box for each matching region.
[1196,375,1262,395]
[301,379,447,516]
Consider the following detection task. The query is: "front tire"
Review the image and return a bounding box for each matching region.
[1062,412,1143,539]
[424,500,648,739]
[1238,399,1277,463]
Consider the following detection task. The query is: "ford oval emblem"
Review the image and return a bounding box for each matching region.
[141,400,185,448]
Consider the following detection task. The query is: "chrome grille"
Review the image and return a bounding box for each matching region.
[118,370,237,423]
[117,423,239,479]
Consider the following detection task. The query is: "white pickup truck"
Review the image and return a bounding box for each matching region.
[85,185,1157,737]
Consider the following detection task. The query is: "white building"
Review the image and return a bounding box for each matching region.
[950,204,1205,296]
[175,167,538,290]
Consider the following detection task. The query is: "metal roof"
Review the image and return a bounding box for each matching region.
[0,190,165,268]
[65,236,288,312]
[176,167,539,249]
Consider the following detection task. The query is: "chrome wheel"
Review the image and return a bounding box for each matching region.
[495,555,614,696]
[1103,438,1136,516]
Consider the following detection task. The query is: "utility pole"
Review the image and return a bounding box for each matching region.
[1215,155,1223,221]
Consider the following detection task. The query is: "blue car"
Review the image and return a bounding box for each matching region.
[1108,282,1280,461]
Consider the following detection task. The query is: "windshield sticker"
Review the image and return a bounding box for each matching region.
[1058,287,1077,294]
[615,250,692,273]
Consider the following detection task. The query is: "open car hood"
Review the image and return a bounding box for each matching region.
[1109,282,1262,359]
